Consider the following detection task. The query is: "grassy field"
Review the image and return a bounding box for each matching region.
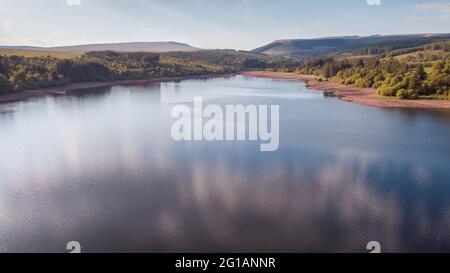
[0,48,81,58]
[394,50,448,63]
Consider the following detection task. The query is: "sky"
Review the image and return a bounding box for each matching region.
[0,0,449,50]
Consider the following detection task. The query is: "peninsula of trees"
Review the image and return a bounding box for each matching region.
[295,41,450,99]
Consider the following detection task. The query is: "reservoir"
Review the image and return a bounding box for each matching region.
[0,75,449,252]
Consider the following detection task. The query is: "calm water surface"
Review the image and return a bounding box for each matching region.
[0,76,450,253]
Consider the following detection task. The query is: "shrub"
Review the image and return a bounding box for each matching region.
[68,62,111,82]
[396,89,419,100]
[407,89,419,100]
[56,59,74,77]
[396,89,409,99]
[372,81,383,89]
[378,86,396,97]
[0,74,13,93]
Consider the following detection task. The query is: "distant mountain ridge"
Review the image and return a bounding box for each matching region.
[0,42,200,53]
[252,34,450,59]
[2,34,450,60]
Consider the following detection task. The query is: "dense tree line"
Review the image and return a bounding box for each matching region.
[351,41,450,58]
[295,45,450,99]
[0,50,271,94]
[0,55,67,93]
[352,47,387,56]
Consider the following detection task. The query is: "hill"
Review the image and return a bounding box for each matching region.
[252,34,450,59]
[0,42,200,55]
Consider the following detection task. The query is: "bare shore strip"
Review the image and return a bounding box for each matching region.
[0,74,234,104]
[242,71,450,109]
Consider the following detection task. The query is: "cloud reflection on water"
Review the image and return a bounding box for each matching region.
[0,76,449,252]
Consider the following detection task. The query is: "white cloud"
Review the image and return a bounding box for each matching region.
[1,18,13,33]
[367,0,382,6]
[66,0,82,6]
[411,2,450,22]
[415,2,450,13]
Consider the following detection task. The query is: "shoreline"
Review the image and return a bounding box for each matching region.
[241,71,450,110]
[2,71,450,110]
[0,73,235,104]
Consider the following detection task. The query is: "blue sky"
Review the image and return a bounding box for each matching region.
[0,0,449,50]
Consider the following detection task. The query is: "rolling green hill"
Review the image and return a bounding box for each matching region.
[253,34,450,60]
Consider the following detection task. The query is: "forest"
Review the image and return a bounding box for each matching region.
[0,50,271,94]
[294,41,450,99]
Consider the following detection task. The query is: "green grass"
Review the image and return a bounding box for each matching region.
[393,50,448,64]
[368,94,449,101]
[0,48,81,58]
[418,94,450,100]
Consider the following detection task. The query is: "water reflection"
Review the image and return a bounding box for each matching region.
[0,76,449,253]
